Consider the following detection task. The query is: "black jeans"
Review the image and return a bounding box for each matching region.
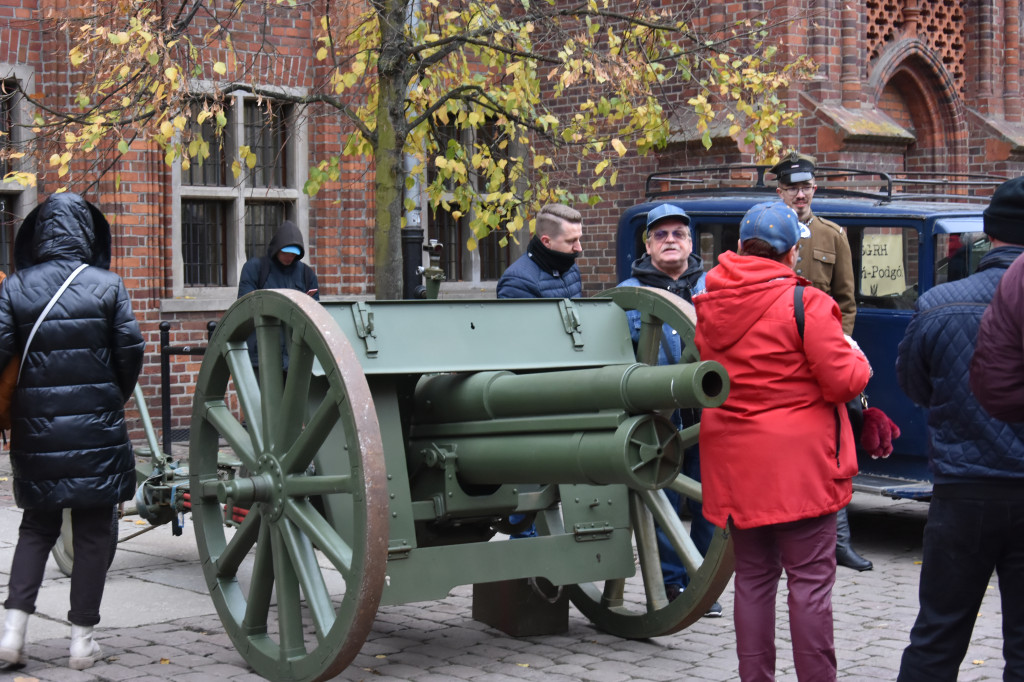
[5,506,115,626]
[897,488,1024,682]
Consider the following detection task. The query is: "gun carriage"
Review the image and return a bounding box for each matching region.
[184,286,733,682]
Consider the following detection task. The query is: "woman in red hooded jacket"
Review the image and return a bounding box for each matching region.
[694,202,871,682]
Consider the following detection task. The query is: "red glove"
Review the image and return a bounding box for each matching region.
[860,407,901,459]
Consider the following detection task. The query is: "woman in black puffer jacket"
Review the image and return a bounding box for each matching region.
[0,192,144,671]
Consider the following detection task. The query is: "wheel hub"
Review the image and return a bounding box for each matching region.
[257,453,286,521]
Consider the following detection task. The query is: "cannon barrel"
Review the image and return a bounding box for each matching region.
[413,361,728,424]
[409,361,728,490]
[414,412,682,489]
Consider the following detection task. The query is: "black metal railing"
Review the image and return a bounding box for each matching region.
[159,320,217,456]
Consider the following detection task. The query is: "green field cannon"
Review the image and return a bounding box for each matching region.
[188,286,734,682]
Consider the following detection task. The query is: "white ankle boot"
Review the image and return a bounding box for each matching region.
[0,608,29,666]
[68,624,101,670]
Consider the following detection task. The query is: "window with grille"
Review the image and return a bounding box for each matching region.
[182,200,228,286]
[1,82,11,179]
[425,118,514,283]
[1,84,14,272]
[0,72,34,272]
[175,93,305,294]
[244,201,288,261]
[183,101,227,188]
[245,101,288,189]
[0,196,15,274]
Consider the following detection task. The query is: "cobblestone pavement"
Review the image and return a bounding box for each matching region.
[0,452,1009,682]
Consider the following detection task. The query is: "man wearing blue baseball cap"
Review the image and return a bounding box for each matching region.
[693,201,871,682]
[237,219,321,370]
[617,202,721,616]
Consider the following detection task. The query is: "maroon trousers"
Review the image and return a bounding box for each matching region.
[731,513,838,682]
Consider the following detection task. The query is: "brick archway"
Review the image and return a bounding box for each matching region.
[867,39,969,174]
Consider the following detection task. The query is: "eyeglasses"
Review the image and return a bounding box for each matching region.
[649,229,691,242]
[780,183,815,195]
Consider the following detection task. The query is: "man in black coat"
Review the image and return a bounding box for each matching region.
[0,192,144,671]
[237,220,320,371]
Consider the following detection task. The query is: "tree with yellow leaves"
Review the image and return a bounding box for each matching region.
[1,0,814,298]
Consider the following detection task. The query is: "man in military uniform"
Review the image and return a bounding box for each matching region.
[771,152,872,572]
[772,152,857,335]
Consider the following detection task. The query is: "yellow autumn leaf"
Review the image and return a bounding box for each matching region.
[213,62,227,75]
[611,138,627,156]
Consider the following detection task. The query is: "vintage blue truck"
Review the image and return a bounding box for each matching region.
[616,165,1005,501]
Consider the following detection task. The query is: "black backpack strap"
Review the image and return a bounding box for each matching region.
[794,285,805,342]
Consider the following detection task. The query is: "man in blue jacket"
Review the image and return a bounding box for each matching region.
[497,204,582,299]
[895,176,1024,681]
[496,203,582,537]
[618,203,720,618]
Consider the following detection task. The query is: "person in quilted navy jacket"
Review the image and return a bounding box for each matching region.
[895,176,1024,682]
[495,203,582,538]
[496,203,582,299]
[0,193,144,671]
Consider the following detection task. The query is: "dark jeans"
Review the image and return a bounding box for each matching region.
[657,444,715,588]
[897,488,1024,682]
[5,506,115,626]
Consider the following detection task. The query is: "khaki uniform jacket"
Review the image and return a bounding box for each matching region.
[795,214,856,334]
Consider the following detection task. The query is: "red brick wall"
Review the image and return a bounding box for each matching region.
[5,0,1024,443]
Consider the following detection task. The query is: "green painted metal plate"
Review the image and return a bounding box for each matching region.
[323,298,635,374]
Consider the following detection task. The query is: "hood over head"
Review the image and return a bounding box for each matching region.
[267,220,305,260]
[695,250,806,350]
[15,192,111,270]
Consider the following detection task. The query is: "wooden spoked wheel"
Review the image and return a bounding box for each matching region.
[189,289,388,682]
[565,286,734,638]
